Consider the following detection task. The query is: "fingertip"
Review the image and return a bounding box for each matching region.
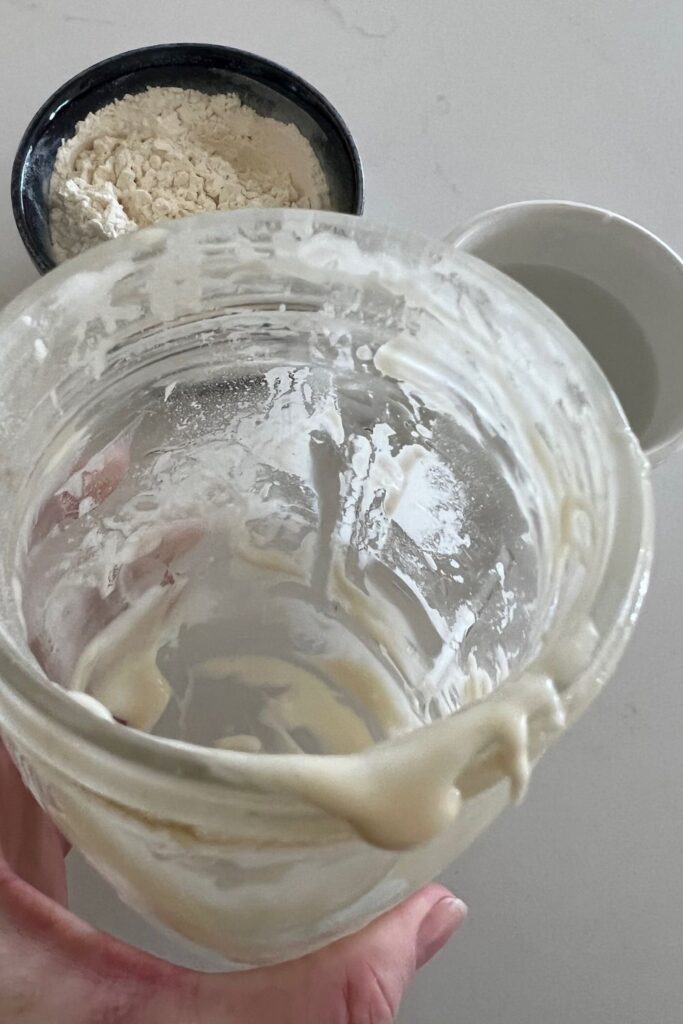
[346,884,467,975]
[415,895,467,970]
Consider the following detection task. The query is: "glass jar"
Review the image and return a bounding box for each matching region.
[0,210,652,964]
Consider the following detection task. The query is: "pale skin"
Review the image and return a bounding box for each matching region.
[2,427,467,1024]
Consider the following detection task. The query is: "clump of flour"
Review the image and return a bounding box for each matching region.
[49,86,330,263]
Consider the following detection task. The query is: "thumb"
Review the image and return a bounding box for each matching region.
[340,882,468,974]
[210,884,467,1024]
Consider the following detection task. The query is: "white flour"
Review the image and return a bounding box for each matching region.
[49,86,330,262]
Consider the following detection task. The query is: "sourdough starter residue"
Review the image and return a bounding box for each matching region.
[13,215,634,852]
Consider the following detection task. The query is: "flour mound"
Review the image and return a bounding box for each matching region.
[49,86,330,262]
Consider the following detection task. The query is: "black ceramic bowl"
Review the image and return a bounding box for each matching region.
[12,43,364,274]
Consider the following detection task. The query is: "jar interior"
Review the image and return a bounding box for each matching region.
[16,302,540,753]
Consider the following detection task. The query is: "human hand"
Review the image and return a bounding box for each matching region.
[0,740,466,1023]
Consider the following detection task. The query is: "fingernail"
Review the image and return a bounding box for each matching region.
[415,897,468,969]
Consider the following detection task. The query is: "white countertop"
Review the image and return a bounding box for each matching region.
[1,2,682,1021]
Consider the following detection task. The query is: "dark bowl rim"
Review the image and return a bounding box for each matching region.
[11,41,365,274]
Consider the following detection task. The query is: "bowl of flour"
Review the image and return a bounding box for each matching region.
[11,43,364,272]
